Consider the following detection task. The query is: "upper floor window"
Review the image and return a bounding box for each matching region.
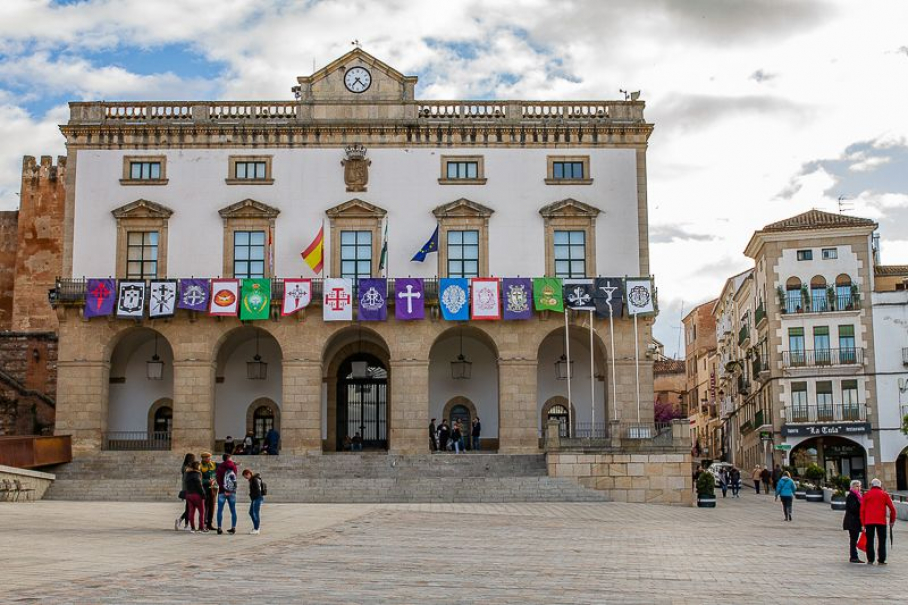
[797,249,813,261]
[554,230,586,278]
[126,231,159,279]
[340,230,372,281]
[234,230,266,278]
[822,248,838,260]
[545,156,592,185]
[791,381,808,409]
[226,156,274,185]
[120,155,168,185]
[439,156,486,185]
[447,230,479,278]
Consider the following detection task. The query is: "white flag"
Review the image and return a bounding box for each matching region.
[148,280,177,318]
[209,279,240,316]
[323,278,353,321]
[470,278,500,320]
[116,281,146,319]
[282,279,312,316]
[625,278,655,315]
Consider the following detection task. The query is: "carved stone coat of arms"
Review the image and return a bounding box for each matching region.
[342,144,371,192]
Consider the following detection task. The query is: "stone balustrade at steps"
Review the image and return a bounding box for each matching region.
[44,453,608,503]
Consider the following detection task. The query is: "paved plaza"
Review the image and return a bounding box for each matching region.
[1,491,904,604]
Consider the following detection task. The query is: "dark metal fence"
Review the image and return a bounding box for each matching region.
[784,403,867,423]
[782,348,864,368]
[102,431,172,451]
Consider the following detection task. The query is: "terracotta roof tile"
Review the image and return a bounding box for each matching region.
[762,209,876,233]
[874,265,908,276]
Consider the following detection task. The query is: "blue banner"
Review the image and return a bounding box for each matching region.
[439,278,469,320]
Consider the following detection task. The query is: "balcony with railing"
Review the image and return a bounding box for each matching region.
[102,431,171,451]
[738,324,750,346]
[752,357,769,376]
[781,293,860,315]
[784,403,867,423]
[737,374,750,396]
[782,348,864,369]
[755,302,766,326]
[754,409,766,428]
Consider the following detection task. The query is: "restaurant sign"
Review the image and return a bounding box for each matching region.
[781,423,871,437]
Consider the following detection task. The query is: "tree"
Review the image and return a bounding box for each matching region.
[654,398,683,423]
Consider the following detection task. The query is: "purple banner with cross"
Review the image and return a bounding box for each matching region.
[394,278,424,320]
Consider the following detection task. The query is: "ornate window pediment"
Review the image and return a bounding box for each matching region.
[539,198,601,219]
[540,199,601,277]
[432,198,495,220]
[326,199,386,278]
[434,199,493,278]
[111,199,173,278]
[218,199,281,220]
[325,198,387,219]
[111,199,174,220]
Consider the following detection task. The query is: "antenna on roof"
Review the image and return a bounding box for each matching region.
[351,39,362,49]
[837,195,853,214]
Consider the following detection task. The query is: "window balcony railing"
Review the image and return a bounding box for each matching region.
[752,357,769,375]
[781,294,860,315]
[784,403,866,423]
[755,303,766,326]
[102,431,172,451]
[782,348,864,368]
[754,409,765,428]
[738,325,750,346]
[737,375,750,395]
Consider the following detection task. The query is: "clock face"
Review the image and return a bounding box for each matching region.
[344,66,372,93]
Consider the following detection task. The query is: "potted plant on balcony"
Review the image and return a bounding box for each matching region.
[829,475,850,511]
[826,286,836,311]
[776,286,786,312]
[804,464,826,502]
[800,285,810,312]
[696,469,716,508]
[849,285,860,309]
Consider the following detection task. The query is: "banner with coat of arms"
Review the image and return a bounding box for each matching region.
[532,278,563,312]
[148,280,178,318]
[177,278,209,312]
[358,278,387,321]
[625,278,655,315]
[439,278,469,320]
[323,278,353,321]
[240,279,271,321]
[209,279,240,316]
[84,278,116,318]
[563,279,596,312]
[281,278,312,316]
[470,278,500,320]
[502,278,532,320]
[116,281,146,319]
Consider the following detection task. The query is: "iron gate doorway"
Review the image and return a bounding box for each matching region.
[337,354,388,450]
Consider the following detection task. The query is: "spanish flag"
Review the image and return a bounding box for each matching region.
[301,224,324,274]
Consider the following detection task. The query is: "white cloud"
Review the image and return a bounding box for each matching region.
[0,103,68,209]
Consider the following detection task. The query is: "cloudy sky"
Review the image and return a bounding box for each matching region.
[1,0,906,356]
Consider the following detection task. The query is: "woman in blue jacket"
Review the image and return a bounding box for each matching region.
[775,471,797,521]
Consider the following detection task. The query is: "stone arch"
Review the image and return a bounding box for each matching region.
[541,395,576,436]
[147,397,173,434]
[246,397,281,440]
[785,276,801,291]
[788,435,868,485]
[213,325,284,371]
[442,396,478,424]
[835,273,852,287]
[810,275,826,288]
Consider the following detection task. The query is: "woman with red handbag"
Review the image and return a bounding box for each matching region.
[843,479,863,563]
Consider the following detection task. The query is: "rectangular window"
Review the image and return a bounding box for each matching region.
[234,161,268,180]
[129,161,162,180]
[842,380,860,420]
[811,285,828,312]
[553,230,586,278]
[439,156,486,184]
[552,161,584,179]
[788,327,805,366]
[838,325,856,363]
[233,230,266,279]
[446,161,479,180]
[816,381,834,421]
[822,248,838,260]
[797,249,813,261]
[447,230,479,278]
[791,382,808,421]
[813,326,830,365]
[340,230,372,281]
[126,231,158,279]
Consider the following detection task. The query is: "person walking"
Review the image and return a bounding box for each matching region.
[760,466,772,494]
[775,471,796,521]
[843,479,864,563]
[175,453,196,531]
[718,467,728,498]
[752,466,762,494]
[471,417,482,452]
[437,420,450,453]
[215,453,239,535]
[184,461,207,533]
[429,418,438,452]
[730,467,741,498]
[452,421,463,454]
[771,464,783,490]
[860,478,897,565]
[242,468,265,535]
[199,452,218,531]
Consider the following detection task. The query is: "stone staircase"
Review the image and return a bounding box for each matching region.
[44,452,608,503]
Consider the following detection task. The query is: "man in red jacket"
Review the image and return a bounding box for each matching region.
[860,478,897,565]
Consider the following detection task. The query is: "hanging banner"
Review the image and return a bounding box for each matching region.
[563,279,595,311]
[116,280,146,319]
[240,279,271,321]
[84,278,116,318]
[439,278,469,321]
[471,278,500,320]
[358,278,388,321]
[177,278,210,312]
[323,278,353,321]
[148,280,178,318]
[281,279,312,316]
[395,278,425,320]
[533,277,563,312]
[502,278,533,320]
[626,278,656,315]
[209,279,240,316]
[594,277,625,319]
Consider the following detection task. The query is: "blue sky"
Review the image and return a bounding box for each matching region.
[1,0,907,357]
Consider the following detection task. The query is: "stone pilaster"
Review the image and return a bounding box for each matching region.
[498,359,539,453]
[281,360,323,454]
[171,360,215,452]
[388,359,429,454]
[54,360,109,454]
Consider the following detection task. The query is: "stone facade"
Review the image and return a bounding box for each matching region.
[0,211,17,329]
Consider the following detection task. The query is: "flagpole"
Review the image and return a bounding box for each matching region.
[564,309,572,438]
[634,310,641,423]
[609,306,618,424]
[589,309,595,433]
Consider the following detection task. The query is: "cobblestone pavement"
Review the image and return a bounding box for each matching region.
[1,491,905,604]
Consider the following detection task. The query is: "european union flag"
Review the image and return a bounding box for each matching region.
[411,225,439,262]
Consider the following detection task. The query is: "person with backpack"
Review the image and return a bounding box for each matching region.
[199,452,218,531]
[242,468,266,535]
[215,453,238,535]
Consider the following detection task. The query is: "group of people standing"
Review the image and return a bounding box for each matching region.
[224,427,280,456]
[715,466,742,498]
[429,417,481,453]
[177,452,266,535]
[842,478,897,565]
